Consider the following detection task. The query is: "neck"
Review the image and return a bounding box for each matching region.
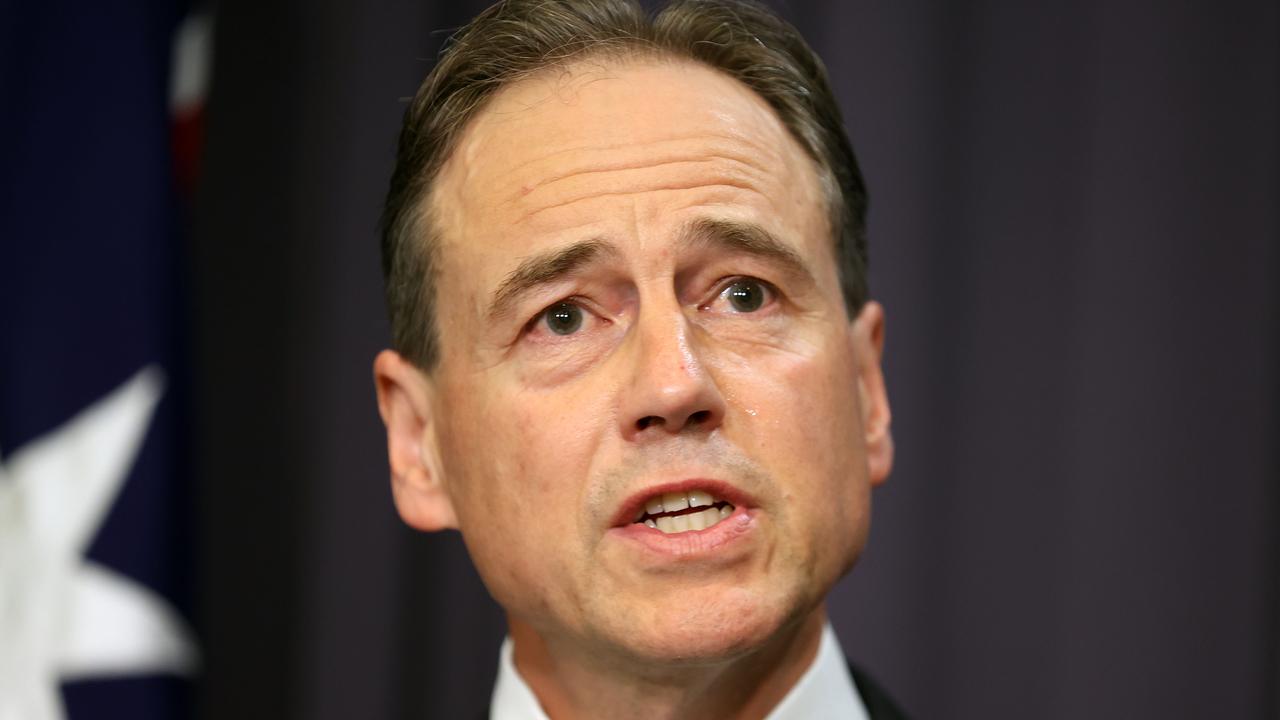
[508,606,826,720]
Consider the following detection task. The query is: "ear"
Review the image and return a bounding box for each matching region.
[373,350,457,531]
[850,301,893,487]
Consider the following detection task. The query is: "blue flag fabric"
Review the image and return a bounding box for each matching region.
[1,0,197,717]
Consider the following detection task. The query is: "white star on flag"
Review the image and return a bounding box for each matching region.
[0,365,199,720]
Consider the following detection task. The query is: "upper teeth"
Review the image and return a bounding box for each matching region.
[636,490,735,534]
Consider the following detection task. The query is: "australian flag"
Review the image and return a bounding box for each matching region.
[1,1,209,717]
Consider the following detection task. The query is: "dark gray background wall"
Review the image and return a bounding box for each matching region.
[192,1,1278,718]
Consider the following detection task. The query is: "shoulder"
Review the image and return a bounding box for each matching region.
[848,662,911,720]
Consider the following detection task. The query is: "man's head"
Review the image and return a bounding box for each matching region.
[375,0,892,671]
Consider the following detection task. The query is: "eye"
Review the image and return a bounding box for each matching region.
[718,278,771,313]
[540,301,585,335]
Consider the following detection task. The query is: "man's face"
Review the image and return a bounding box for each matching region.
[417,58,889,664]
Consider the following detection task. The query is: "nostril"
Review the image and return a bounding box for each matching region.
[688,410,711,425]
[636,416,661,431]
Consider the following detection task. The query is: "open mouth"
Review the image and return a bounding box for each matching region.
[631,489,736,535]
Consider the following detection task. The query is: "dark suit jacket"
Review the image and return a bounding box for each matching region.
[475,660,909,719]
[847,662,910,719]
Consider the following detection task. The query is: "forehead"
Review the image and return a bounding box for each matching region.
[429,56,828,298]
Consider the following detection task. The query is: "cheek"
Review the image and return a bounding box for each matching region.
[438,396,554,600]
[436,378,606,604]
[723,334,867,532]
[733,335,862,458]
[440,395,536,529]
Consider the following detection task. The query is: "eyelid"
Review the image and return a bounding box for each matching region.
[702,276,779,311]
[523,299,570,334]
[522,296,603,340]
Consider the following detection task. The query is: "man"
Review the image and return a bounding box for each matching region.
[372,0,904,717]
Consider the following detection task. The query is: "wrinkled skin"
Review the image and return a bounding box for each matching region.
[375,57,892,719]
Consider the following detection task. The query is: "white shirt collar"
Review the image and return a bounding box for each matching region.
[490,622,870,720]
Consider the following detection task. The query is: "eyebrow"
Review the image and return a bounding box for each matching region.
[487,238,616,322]
[678,218,814,283]
[484,219,812,323]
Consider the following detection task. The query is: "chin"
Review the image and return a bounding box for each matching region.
[599,585,808,667]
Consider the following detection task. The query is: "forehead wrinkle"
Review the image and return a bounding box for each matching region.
[511,151,772,212]
[517,179,761,226]
[501,132,778,184]
[487,238,619,323]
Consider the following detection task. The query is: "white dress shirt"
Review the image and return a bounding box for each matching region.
[490,622,870,719]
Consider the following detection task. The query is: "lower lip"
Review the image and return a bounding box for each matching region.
[607,506,757,559]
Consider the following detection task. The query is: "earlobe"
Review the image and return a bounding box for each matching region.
[373,350,458,531]
[850,302,894,487]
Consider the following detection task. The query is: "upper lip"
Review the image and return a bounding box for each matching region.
[609,477,757,528]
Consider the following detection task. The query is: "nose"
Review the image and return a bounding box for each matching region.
[618,306,726,439]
